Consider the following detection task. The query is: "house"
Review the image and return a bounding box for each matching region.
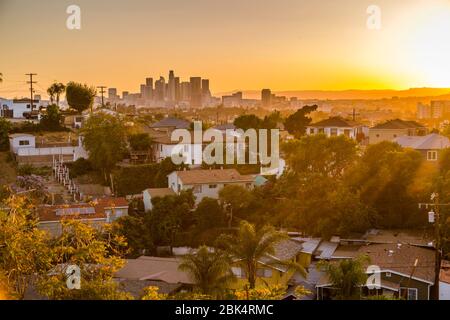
[150,117,191,133]
[369,119,427,145]
[143,188,176,212]
[393,133,450,162]
[440,260,450,300]
[316,243,436,300]
[306,117,368,141]
[114,256,195,297]
[168,168,255,204]
[36,197,129,237]
[0,98,48,119]
[9,133,88,166]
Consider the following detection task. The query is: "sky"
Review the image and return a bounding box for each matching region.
[1,0,450,97]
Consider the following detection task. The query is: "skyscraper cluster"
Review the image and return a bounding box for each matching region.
[108,70,212,108]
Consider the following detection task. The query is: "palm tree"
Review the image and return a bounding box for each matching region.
[317,255,369,300]
[178,246,235,296]
[47,82,66,106]
[217,221,305,289]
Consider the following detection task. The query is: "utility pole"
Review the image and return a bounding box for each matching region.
[26,73,37,112]
[419,193,450,300]
[97,86,106,108]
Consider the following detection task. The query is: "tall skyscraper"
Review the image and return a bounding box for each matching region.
[145,77,154,101]
[175,77,180,102]
[261,89,272,108]
[168,70,176,101]
[180,82,191,101]
[108,88,118,100]
[190,77,202,108]
[154,77,166,101]
[201,79,211,98]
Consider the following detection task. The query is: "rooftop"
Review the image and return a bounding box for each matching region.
[115,256,194,285]
[145,188,176,198]
[150,117,191,130]
[393,134,450,150]
[172,169,254,185]
[371,119,425,130]
[37,197,128,222]
[308,117,363,128]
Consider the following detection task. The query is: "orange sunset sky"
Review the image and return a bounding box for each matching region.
[1,0,450,98]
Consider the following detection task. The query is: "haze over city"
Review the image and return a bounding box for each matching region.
[2,0,450,98]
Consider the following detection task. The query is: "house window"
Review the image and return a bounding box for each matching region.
[209,184,217,189]
[385,272,392,278]
[256,268,273,278]
[400,288,418,300]
[231,267,247,279]
[309,128,315,135]
[192,185,202,194]
[160,145,163,152]
[318,128,325,134]
[427,151,438,161]
[343,129,351,137]
[330,128,338,136]
[19,140,30,146]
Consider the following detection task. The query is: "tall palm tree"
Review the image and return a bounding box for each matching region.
[47,82,66,106]
[317,255,369,300]
[217,221,305,289]
[178,246,235,296]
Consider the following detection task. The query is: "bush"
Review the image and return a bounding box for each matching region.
[17,165,51,177]
[66,158,93,178]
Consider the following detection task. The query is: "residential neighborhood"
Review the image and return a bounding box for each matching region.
[3,0,450,311]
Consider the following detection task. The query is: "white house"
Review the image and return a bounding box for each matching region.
[168,168,255,204]
[393,134,450,162]
[9,133,88,165]
[0,98,48,119]
[306,117,368,141]
[143,188,175,212]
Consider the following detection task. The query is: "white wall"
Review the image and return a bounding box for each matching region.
[9,135,36,153]
[440,282,450,300]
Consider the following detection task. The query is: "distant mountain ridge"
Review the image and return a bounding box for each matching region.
[215,88,450,100]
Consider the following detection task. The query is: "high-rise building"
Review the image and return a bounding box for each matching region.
[122,91,129,99]
[167,70,176,102]
[145,77,154,101]
[108,88,118,101]
[190,77,202,108]
[180,82,191,101]
[261,89,272,108]
[202,79,211,99]
[140,84,146,99]
[175,77,180,102]
[154,77,166,101]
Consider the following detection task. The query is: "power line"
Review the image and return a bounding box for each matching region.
[97,86,107,108]
[25,73,37,111]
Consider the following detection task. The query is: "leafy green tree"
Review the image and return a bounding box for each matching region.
[234,114,262,131]
[219,185,253,226]
[318,255,369,300]
[179,246,235,296]
[146,191,195,246]
[0,118,11,151]
[195,197,226,231]
[112,215,154,257]
[129,133,152,151]
[346,141,424,228]
[0,196,52,299]
[216,221,297,289]
[284,105,317,138]
[47,82,66,106]
[40,104,63,130]
[36,220,132,300]
[82,113,128,181]
[66,82,96,113]
[283,134,357,179]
